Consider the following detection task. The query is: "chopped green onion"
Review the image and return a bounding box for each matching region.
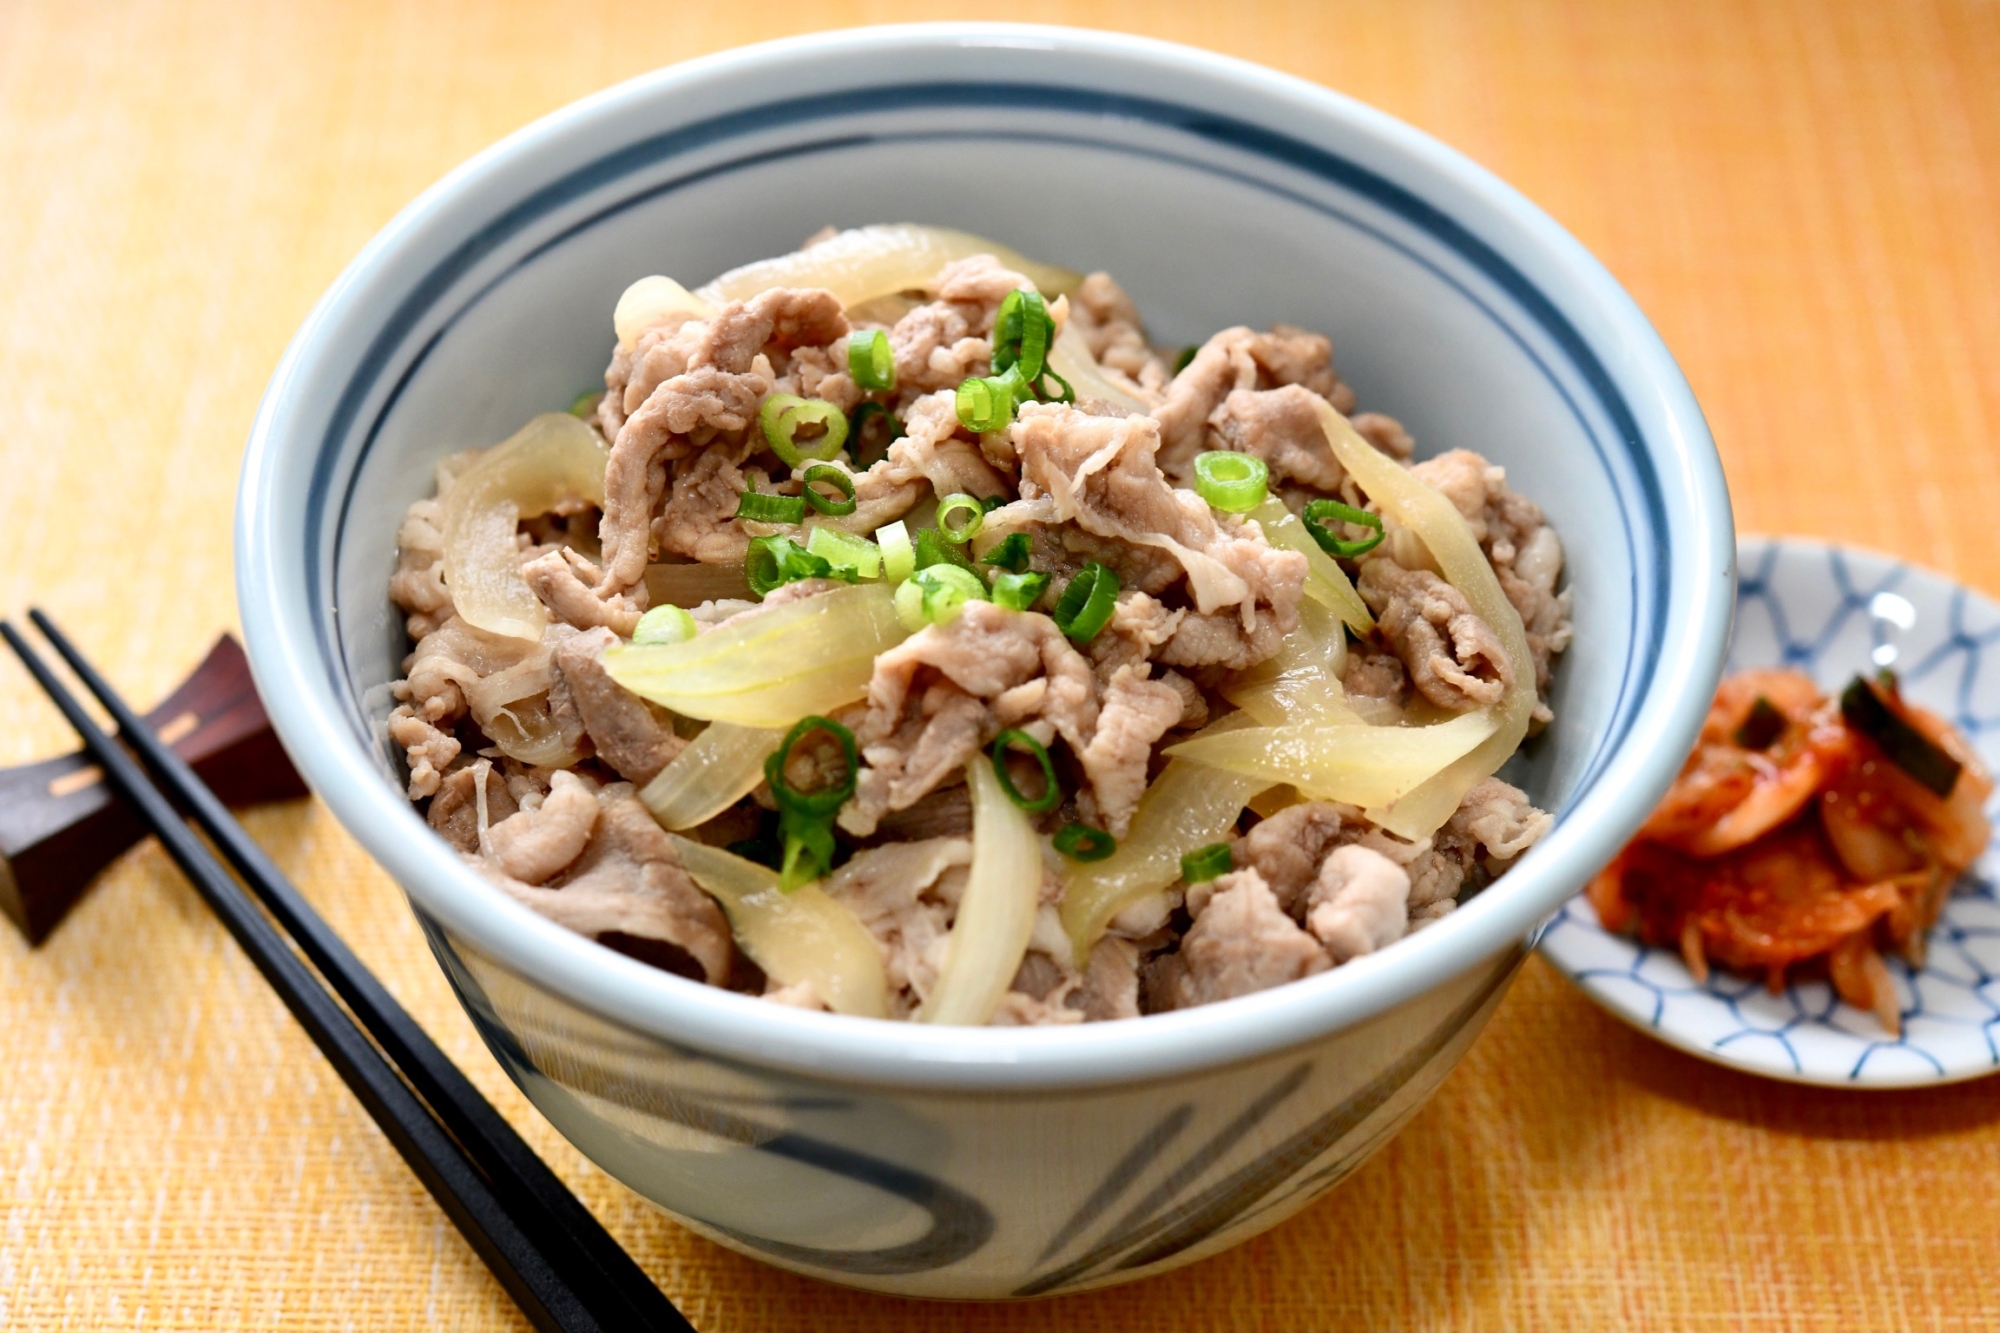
[760,393,849,467]
[895,564,987,630]
[849,401,904,468]
[981,495,1006,513]
[568,389,599,418]
[991,729,1061,814]
[632,604,699,646]
[957,371,1022,433]
[1839,675,1962,797]
[801,463,858,516]
[876,519,915,582]
[744,535,855,598]
[915,526,980,575]
[1733,696,1787,750]
[764,715,859,890]
[1193,451,1270,513]
[736,488,807,524]
[1301,498,1387,559]
[1054,822,1117,862]
[937,493,986,543]
[806,525,882,579]
[989,570,1050,612]
[1179,842,1233,884]
[992,289,1053,381]
[982,531,1032,573]
[847,329,895,391]
[1053,561,1119,643]
[1172,346,1199,375]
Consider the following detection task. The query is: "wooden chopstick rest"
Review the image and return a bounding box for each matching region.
[0,634,306,944]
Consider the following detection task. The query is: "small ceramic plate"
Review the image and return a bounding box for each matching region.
[1538,536,2000,1087]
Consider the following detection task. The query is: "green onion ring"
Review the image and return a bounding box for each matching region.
[764,715,859,890]
[936,493,985,543]
[955,372,1020,434]
[1054,822,1117,862]
[1192,451,1270,513]
[1032,365,1075,405]
[876,519,915,582]
[1300,498,1387,559]
[745,534,849,597]
[631,604,698,646]
[990,729,1061,814]
[760,393,849,468]
[1053,561,1120,643]
[847,329,896,391]
[848,400,904,468]
[735,489,807,524]
[800,463,858,516]
[1179,842,1234,884]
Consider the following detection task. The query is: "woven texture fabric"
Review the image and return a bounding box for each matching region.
[4,1,1999,1328]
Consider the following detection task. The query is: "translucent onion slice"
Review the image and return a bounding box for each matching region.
[1045,322,1151,414]
[1222,597,1354,728]
[1165,711,1499,809]
[668,836,888,1019]
[442,413,609,641]
[915,759,1045,1026]
[695,224,1082,308]
[601,582,907,727]
[644,560,752,607]
[1251,497,1373,633]
[614,275,714,349]
[1059,714,1271,963]
[639,722,784,830]
[1312,400,1535,838]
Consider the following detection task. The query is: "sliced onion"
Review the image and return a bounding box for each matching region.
[668,836,888,1019]
[1167,711,1498,810]
[602,582,907,727]
[1222,597,1355,728]
[614,275,714,349]
[915,759,1045,1025]
[441,413,609,641]
[644,560,752,606]
[1059,714,1270,962]
[695,224,1082,308]
[639,722,783,830]
[1045,322,1151,413]
[1251,497,1373,634]
[1312,400,1535,838]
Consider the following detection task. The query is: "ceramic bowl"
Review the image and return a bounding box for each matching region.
[1540,536,2000,1088]
[235,24,1733,1297]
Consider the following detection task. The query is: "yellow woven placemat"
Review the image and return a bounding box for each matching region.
[4,2,1999,1328]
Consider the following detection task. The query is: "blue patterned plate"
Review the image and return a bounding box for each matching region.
[1538,536,2000,1087]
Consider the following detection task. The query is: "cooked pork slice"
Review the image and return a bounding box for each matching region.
[479,785,734,985]
[840,603,1098,835]
[1011,402,1305,670]
[879,254,1031,397]
[824,837,971,1014]
[1153,324,1354,475]
[550,627,686,784]
[1068,272,1169,398]
[523,548,644,636]
[486,770,600,883]
[595,288,849,591]
[1209,384,1348,494]
[1349,411,1415,460]
[1071,936,1143,1022]
[426,762,519,852]
[389,708,460,799]
[1341,647,1411,720]
[1145,869,1328,1011]
[1408,448,1572,720]
[1303,845,1412,963]
[1444,776,1553,867]
[1357,556,1512,713]
[1078,665,1186,837]
[388,495,453,639]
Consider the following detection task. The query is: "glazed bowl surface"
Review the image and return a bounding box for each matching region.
[235,23,1732,1297]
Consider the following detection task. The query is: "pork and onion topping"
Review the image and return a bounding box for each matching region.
[384,224,1570,1023]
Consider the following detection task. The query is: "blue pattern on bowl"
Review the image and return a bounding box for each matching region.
[1539,536,2000,1086]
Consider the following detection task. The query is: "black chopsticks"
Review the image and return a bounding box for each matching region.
[4,612,694,1333]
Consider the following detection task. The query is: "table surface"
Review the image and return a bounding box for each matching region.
[4,1,1999,1329]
